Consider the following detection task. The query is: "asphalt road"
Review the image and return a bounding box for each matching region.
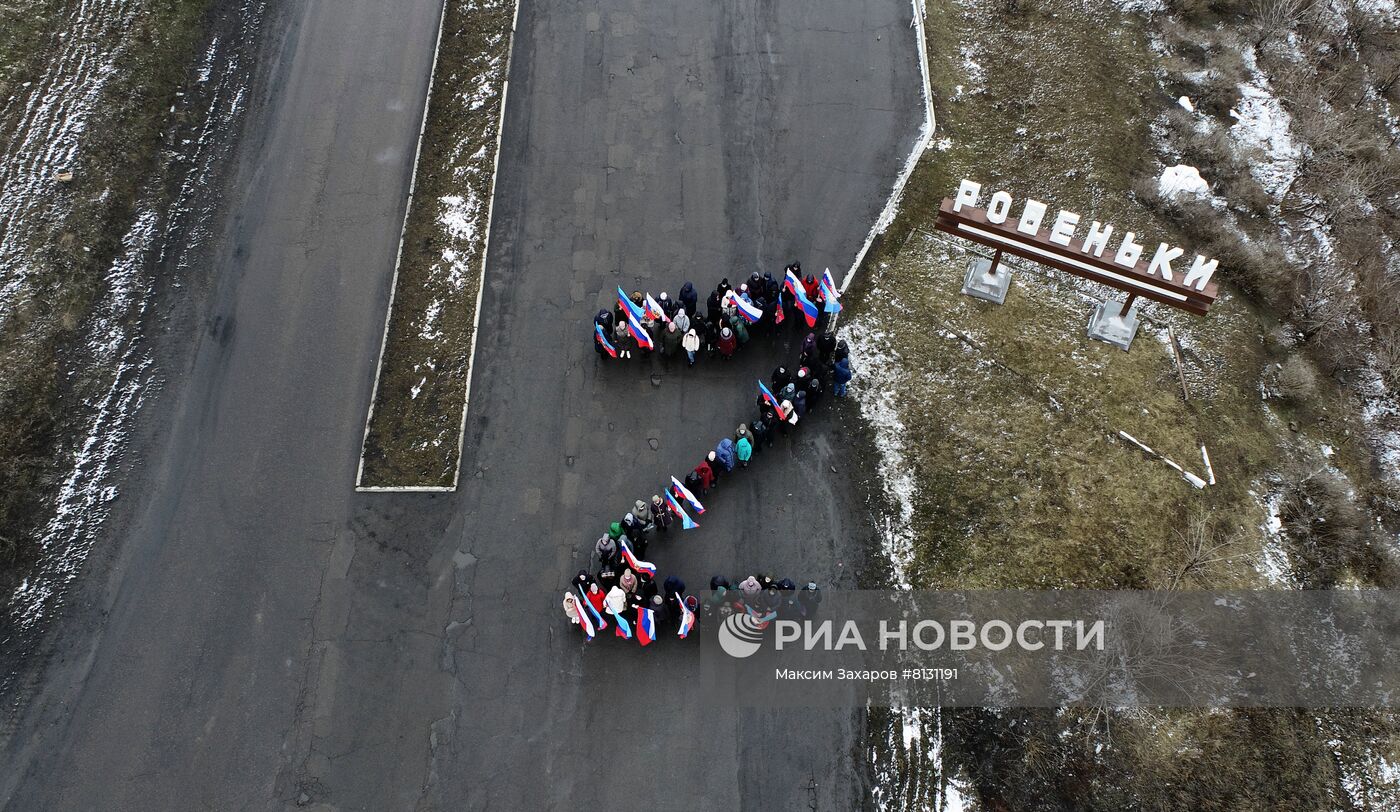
[0,0,922,808]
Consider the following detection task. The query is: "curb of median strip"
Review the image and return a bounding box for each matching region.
[354,0,522,493]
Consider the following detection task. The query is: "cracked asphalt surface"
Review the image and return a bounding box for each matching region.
[0,0,921,808]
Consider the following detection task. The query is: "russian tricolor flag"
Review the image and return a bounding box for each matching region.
[570,593,595,640]
[626,310,655,351]
[618,538,657,578]
[724,290,763,324]
[785,270,819,327]
[595,323,617,357]
[758,380,788,421]
[669,476,705,515]
[665,491,698,531]
[578,586,608,632]
[644,293,671,324]
[676,593,695,639]
[820,268,842,313]
[636,606,656,646]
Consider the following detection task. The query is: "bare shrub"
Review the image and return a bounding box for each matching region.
[1280,467,1367,587]
[1278,354,1320,401]
[1249,0,1317,49]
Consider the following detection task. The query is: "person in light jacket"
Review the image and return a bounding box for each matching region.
[682,328,700,366]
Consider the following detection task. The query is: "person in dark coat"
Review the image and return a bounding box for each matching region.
[637,570,659,603]
[818,332,837,363]
[594,309,615,356]
[771,365,791,392]
[799,582,822,618]
[684,469,704,496]
[706,290,724,325]
[801,332,818,360]
[833,338,849,364]
[661,320,683,358]
[758,405,778,437]
[793,390,808,418]
[717,326,737,359]
[833,355,852,397]
[574,569,596,593]
[663,576,686,621]
[650,494,674,535]
[805,373,824,410]
[596,561,619,591]
[762,272,781,327]
[750,417,771,450]
[658,291,679,319]
[679,281,699,316]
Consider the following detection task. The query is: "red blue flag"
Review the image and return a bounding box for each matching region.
[618,538,657,578]
[665,490,698,530]
[626,310,655,351]
[676,593,695,639]
[594,323,617,357]
[612,609,633,639]
[758,380,788,421]
[636,606,656,646]
[616,286,645,322]
[724,290,763,324]
[669,475,705,515]
[785,270,819,327]
[578,586,608,632]
[820,268,842,314]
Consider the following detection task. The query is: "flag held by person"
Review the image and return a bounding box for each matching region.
[568,593,595,640]
[616,286,645,322]
[677,593,695,639]
[784,270,819,327]
[625,310,655,351]
[758,380,788,421]
[644,293,672,324]
[665,490,698,530]
[618,538,657,578]
[724,290,763,324]
[820,268,842,314]
[612,610,633,640]
[578,586,608,632]
[636,606,656,646]
[594,323,618,357]
[670,475,705,515]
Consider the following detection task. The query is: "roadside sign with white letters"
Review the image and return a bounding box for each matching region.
[935,179,1220,316]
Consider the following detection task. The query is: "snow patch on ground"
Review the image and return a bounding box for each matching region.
[1253,486,1293,586]
[1157,164,1209,200]
[0,0,145,328]
[4,0,264,645]
[845,313,917,589]
[1229,47,1301,201]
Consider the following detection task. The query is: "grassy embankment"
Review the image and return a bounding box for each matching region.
[357,0,515,489]
[0,0,214,600]
[854,0,1400,807]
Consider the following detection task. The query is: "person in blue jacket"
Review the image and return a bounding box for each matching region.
[714,438,736,473]
[833,355,853,397]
